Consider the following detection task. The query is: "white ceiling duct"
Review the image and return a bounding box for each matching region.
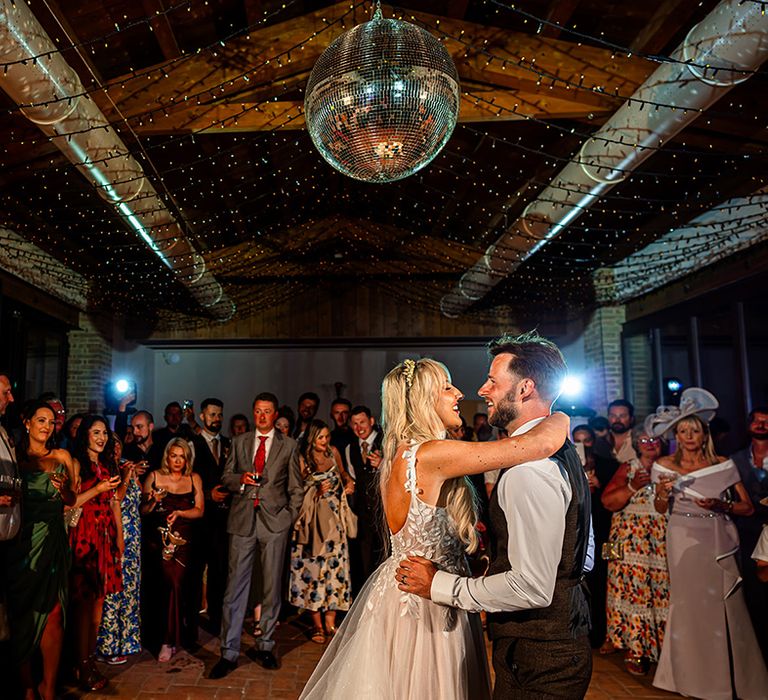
[440,0,768,317]
[0,0,234,321]
[595,187,768,302]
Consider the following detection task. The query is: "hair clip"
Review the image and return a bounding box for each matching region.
[402,359,416,389]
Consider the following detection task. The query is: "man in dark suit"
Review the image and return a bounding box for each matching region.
[210,393,302,677]
[123,410,164,473]
[731,405,768,664]
[329,398,353,467]
[345,405,385,593]
[292,391,319,440]
[190,398,231,636]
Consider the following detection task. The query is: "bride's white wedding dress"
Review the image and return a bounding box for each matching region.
[300,443,492,699]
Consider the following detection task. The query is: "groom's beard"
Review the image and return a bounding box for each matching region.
[489,392,518,430]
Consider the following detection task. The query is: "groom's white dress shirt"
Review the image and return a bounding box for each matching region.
[432,417,588,614]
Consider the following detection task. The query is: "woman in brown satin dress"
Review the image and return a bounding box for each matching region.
[141,438,204,662]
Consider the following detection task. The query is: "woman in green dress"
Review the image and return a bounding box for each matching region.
[6,401,76,700]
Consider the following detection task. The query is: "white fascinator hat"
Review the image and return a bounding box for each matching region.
[643,387,719,438]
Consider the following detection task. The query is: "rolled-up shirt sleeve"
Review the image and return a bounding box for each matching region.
[431,461,570,613]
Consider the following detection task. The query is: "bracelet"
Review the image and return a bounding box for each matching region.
[627,482,638,494]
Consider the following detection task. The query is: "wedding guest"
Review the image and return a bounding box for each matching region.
[277,405,295,437]
[731,405,768,663]
[290,420,354,643]
[123,410,163,473]
[329,398,353,466]
[141,438,204,662]
[601,429,669,675]
[6,401,76,700]
[650,389,768,698]
[344,406,384,594]
[210,393,302,678]
[573,424,619,650]
[68,415,123,691]
[293,392,320,440]
[153,402,194,450]
[594,400,637,463]
[96,437,142,665]
[39,393,67,448]
[589,415,610,440]
[229,413,250,438]
[63,413,84,451]
[190,398,230,635]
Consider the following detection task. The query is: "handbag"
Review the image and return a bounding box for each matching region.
[601,541,624,561]
[63,505,83,529]
[340,490,358,539]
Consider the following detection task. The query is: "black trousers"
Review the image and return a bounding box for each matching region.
[492,635,592,699]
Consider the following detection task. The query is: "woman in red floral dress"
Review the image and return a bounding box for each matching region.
[68,415,123,690]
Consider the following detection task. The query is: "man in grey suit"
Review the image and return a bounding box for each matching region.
[210,392,303,677]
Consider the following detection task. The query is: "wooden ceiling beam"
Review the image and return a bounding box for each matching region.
[629,0,702,55]
[127,82,617,135]
[539,0,582,39]
[141,0,183,61]
[103,2,651,128]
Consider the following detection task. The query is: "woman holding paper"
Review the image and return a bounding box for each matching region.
[649,388,767,700]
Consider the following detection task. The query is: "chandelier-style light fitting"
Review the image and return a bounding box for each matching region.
[304,2,460,183]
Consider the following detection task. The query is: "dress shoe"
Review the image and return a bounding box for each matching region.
[246,648,279,670]
[209,658,237,679]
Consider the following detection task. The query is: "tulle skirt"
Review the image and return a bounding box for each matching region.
[300,557,492,699]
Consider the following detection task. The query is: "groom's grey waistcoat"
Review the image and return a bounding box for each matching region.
[487,440,591,641]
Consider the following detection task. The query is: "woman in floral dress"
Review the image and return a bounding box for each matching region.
[96,437,142,664]
[289,420,355,643]
[601,428,669,675]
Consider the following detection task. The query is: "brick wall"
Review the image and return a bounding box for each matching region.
[624,332,655,420]
[66,313,113,414]
[584,306,626,415]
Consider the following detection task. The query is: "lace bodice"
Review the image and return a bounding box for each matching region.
[389,443,467,569]
[367,443,468,621]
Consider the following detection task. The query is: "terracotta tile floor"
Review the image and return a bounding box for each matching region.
[60,618,679,699]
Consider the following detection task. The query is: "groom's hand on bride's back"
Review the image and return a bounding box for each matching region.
[396,555,437,599]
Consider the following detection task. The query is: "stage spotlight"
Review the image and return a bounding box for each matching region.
[560,375,584,399]
[104,378,137,414]
[554,375,593,419]
[663,377,683,404]
[666,378,682,393]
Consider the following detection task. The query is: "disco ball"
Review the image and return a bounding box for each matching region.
[304,6,460,183]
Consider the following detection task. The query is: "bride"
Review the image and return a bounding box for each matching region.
[299,358,569,699]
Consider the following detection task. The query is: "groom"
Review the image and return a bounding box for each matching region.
[398,331,593,698]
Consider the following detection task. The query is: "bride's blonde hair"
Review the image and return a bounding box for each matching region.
[380,358,479,553]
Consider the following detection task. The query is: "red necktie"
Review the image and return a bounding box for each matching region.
[253,435,267,508]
